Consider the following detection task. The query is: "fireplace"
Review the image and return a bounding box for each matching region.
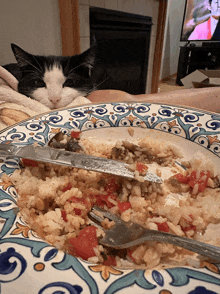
[90,7,153,95]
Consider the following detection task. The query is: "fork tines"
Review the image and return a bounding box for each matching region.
[89,205,120,228]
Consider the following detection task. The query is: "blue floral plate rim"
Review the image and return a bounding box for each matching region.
[0,101,220,294]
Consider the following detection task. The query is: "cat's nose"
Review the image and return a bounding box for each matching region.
[49,96,61,104]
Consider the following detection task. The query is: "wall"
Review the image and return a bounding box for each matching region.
[160,0,186,80]
[79,0,160,93]
[0,0,62,66]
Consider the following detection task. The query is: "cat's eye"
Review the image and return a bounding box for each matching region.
[34,79,46,87]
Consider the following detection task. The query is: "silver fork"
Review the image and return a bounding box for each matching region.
[89,205,220,263]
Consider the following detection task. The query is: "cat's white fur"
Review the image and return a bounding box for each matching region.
[31,65,83,109]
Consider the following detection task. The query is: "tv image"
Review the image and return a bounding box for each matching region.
[180,0,220,41]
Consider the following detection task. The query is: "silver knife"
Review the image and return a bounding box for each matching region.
[0,144,162,183]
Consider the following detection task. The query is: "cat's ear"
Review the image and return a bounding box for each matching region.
[11,44,35,68]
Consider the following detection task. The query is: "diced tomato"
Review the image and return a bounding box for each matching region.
[136,162,148,173]
[66,194,91,216]
[118,201,131,212]
[174,173,190,184]
[70,131,82,139]
[102,255,117,266]
[174,170,210,193]
[105,178,120,194]
[96,194,107,208]
[94,195,105,208]
[68,226,98,260]
[155,222,169,232]
[22,158,38,167]
[73,208,82,215]
[88,178,119,208]
[95,193,116,209]
[188,170,210,192]
[70,196,91,213]
[61,210,68,222]
[62,182,72,192]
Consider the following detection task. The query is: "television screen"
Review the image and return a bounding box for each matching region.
[180,0,220,41]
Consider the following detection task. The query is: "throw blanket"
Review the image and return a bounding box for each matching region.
[0,66,91,131]
[1,65,220,131]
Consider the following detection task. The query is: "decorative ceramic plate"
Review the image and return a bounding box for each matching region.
[1,102,220,294]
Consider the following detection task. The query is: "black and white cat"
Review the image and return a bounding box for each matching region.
[3,44,96,109]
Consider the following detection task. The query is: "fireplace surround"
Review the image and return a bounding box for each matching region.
[90,7,153,95]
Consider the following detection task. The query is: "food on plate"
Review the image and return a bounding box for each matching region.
[48,130,83,151]
[4,130,220,269]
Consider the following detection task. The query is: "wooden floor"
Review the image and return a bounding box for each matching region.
[158,74,184,93]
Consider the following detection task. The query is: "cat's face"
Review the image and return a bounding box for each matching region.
[11,44,95,109]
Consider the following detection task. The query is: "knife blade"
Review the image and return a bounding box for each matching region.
[0,144,162,183]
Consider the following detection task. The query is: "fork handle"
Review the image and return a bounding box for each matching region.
[119,230,220,262]
[0,144,17,153]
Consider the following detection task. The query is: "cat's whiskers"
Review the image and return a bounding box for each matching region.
[84,75,111,96]
[32,55,44,73]
[67,62,91,76]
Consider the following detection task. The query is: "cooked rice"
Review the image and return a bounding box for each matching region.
[6,135,220,269]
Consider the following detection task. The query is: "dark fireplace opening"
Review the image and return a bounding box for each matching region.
[90,7,153,95]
